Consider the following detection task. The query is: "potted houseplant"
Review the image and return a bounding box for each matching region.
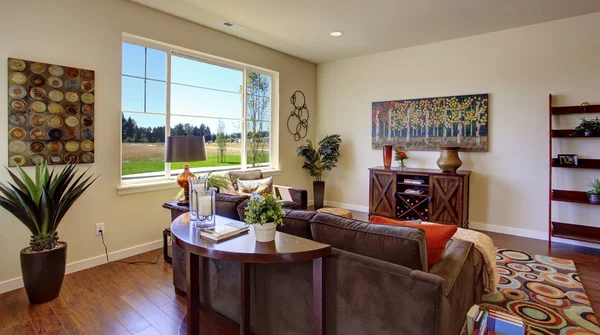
[297,134,342,210]
[588,178,600,204]
[572,117,600,137]
[0,162,96,304]
[244,193,284,242]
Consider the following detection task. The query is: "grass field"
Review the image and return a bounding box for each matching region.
[122,142,268,176]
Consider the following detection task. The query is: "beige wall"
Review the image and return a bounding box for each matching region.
[317,13,600,242]
[0,0,316,287]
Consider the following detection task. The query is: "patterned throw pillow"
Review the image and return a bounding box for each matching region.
[237,177,273,195]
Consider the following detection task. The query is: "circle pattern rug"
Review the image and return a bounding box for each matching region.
[466,249,600,334]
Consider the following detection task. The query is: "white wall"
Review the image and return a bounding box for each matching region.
[317,13,600,241]
[0,0,316,290]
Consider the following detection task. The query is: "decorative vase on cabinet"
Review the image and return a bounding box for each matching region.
[437,147,463,173]
[383,145,392,169]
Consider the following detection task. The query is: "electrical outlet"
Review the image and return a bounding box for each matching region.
[95,222,105,236]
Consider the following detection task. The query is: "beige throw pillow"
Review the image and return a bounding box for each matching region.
[237,177,273,195]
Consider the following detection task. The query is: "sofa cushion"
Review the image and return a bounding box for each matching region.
[279,210,316,239]
[370,216,457,268]
[237,177,273,195]
[309,213,428,271]
[228,170,264,191]
[215,193,249,221]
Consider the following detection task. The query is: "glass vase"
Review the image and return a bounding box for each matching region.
[189,178,216,230]
[383,145,392,169]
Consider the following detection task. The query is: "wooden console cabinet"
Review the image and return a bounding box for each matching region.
[369,167,471,227]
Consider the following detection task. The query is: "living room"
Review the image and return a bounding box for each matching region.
[1,0,599,334]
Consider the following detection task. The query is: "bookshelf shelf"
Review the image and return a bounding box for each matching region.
[551,129,600,138]
[397,182,430,187]
[551,104,600,115]
[551,158,600,169]
[552,221,600,244]
[548,94,600,247]
[396,192,429,198]
[551,190,599,206]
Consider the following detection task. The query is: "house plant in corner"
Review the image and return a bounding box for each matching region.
[297,134,342,210]
[588,178,600,204]
[0,162,96,304]
[245,193,284,242]
[572,117,600,137]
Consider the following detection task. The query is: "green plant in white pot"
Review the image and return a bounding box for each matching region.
[0,162,96,304]
[244,193,284,242]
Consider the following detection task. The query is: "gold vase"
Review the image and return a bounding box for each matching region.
[437,147,462,173]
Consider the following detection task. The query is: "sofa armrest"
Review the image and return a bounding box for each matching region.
[429,239,474,295]
[274,185,308,210]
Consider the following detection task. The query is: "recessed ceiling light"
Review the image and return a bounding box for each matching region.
[330,31,343,37]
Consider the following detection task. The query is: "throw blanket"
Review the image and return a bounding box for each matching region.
[452,227,498,294]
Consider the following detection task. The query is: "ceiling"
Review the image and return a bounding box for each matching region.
[131,0,600,63]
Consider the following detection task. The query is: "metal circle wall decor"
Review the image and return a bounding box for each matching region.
[287,90,310,141]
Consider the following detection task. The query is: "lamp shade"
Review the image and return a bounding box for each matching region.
[165,135,207,163]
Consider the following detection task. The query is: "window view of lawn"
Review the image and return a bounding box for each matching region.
[122,142,268,176]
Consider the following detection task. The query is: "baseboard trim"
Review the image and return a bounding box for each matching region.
[323,200,369,213]
[470,221,600,250]
[0,239,162,295]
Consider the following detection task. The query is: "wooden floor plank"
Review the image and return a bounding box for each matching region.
[121,291,179,335]
[0,320,37,335]
[28,302,63,334]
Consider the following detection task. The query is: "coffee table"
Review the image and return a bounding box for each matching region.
[171,213,331,335]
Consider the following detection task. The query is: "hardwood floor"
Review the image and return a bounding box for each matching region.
[1,216,599,334]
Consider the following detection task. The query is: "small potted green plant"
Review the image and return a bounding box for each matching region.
[244,193,284,242]
[572,117,600,137]
[588,178,600,204]
[0,162,96,304]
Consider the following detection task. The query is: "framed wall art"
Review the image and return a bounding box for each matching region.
[7,58,95,167]
[372,93,489,152]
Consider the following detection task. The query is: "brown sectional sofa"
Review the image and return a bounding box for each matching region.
[172,202,485,335]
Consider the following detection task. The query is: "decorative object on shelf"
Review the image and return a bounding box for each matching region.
[572,116,600,137]
[581,101,590,112]
[436,147,463,173]
[588,178,600,204]
[287,90,310,141]
[7,58,95,167]
[558,154,579,166]
[0,161,97,304]
[297,134,342,210]
[165,135,207,205]
[372,93,489,152]
[189,178,217,230]
[382,144,392,168]
[394,148,409,168]
[244,193,285,242]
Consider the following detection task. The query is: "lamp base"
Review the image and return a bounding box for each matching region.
[176,163,196,206]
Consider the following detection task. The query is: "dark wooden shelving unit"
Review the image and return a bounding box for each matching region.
[548,94,600,246]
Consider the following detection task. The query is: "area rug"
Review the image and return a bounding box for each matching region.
[467,248,600,335]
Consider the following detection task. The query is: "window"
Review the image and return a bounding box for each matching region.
[121,37,276,182]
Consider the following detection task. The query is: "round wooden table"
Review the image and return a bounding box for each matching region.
[171,213,331,335]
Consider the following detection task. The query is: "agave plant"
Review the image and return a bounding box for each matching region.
[297,134,342,181]
[0,162,97,251]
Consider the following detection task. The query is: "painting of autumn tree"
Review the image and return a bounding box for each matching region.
[372,94,489,151]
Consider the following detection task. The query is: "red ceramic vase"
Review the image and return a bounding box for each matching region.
[383,145,392,169]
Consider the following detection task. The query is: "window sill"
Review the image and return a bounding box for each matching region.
[117,168,281,196]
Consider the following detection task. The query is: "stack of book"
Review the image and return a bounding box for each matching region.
[466,305,525,335]
[200,221,249,242]
[404,178,425,185]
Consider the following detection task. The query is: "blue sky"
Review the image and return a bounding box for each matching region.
[121,42,249,134]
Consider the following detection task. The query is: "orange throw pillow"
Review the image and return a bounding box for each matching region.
[369,216,457,268]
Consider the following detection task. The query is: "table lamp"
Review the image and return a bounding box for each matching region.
[165,135,207,205]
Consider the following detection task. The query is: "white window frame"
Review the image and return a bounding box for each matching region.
[119,34,279,192]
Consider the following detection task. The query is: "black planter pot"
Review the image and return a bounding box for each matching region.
[20,242,67,304]
[313,181,325,210]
